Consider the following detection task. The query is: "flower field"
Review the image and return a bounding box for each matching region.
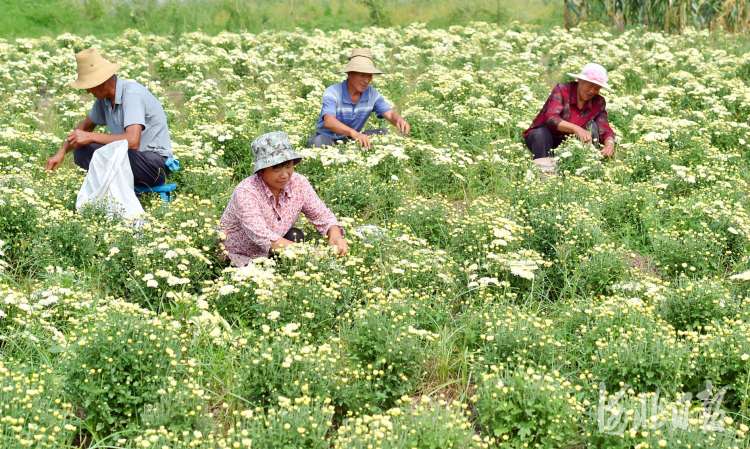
[3,23,750,448]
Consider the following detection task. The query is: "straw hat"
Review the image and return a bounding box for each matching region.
[338,49,385,74]
[71,48,121,90]
[251,131,302,173]
[567,63,612,91]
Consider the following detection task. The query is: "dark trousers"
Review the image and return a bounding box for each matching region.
[525,121,600,160]
[307,128,389,148]
[270,227,305,259]
[283,227,305,243]
[74,143,170,187]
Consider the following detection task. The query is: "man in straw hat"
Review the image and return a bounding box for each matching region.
[219,131,348,266]
[45,48,175,187]
[523,62,616,172]
[307,49,410,150]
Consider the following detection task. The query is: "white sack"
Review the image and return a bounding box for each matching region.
[75,140,146,219]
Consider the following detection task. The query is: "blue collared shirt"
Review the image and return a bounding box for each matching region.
[315,80,393,139]
[88,76,174,158]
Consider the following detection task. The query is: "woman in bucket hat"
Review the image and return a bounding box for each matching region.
[44,48,175,187]
[308,49,410,150]
[219,131,348,266]
[523,63,616,171]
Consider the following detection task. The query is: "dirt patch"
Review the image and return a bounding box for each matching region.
[449,200,470,219]
[414,380,476,411]
[36,98,56,133]
[38,98,51,113]
[625,252,661,279]
[167,90,184,108]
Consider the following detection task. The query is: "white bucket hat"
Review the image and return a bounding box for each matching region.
[567,63,611,91]
[72,48,120,89]
[338,49,385,74]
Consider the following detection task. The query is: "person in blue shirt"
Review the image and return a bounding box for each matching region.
[45,48,174,187]
[308,49,410,150]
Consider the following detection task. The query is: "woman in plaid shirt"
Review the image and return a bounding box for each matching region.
[524,63,616,162]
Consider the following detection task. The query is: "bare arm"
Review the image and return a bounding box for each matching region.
[62,117,97,154]
[68,124,142,150]
[46,118,143,171]
[323,114,374,149]
[323,114,359,139]
[270,237,296,252]
[381,110,410,135]
[556,120,592,143]
[45,117,97,171]
[270,227,348,257]
[601,137,616,157]
[326,225,348,256]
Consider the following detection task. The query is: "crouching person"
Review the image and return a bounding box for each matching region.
[218,131,348,267]
[307,49,410,150]
[44,48,174,187]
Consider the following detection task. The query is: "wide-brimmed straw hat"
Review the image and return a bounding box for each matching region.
[567,63,612,91]
[338,49,385,74]
[251,131,302,174]
[72,48,120,90]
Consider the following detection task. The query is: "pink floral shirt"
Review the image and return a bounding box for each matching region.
[219,172,341,266]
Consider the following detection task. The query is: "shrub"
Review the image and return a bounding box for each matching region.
[393,197,454,248]
[0,184,42,266]
[316,164,403,220]
[234,324,344,408]
[339,304,429,412]
[63,306,208,437]
[334,398,479,449]
[0,362,78,448]
[589,321,692,395]
[226,397,333,449]
[473,365,587,448]
[656,277,739,332]
[464,304,564,371]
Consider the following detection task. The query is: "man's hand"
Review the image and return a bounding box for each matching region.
[45,150,65,171]
[574,126,593,144]
[600,139,616,157]
[329,236,349,257]
[67,129,94,148]
[352,132,372,150]
[395,118,410,135]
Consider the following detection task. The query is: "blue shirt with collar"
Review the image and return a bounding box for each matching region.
[315,80,393,139]
[88,76,174,158]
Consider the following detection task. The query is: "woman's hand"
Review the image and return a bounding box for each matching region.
[329,236,348,257]
[600,139,616,157]
[327,226,348,257]
[574,126,593,144]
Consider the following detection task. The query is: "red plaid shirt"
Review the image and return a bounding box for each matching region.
[523,81,614,142]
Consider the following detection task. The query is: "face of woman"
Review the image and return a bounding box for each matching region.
[261,162,295,192]
[348,71,373,93]
[577,80,601,103]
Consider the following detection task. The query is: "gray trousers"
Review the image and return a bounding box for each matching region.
[525,121,600,160]
[74,143,170,187]
[307,128,389,148]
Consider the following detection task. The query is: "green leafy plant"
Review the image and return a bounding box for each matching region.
[473,365,586,448]
[63,308,208,437]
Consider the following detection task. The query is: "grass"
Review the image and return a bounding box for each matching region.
[0,0,562,39]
